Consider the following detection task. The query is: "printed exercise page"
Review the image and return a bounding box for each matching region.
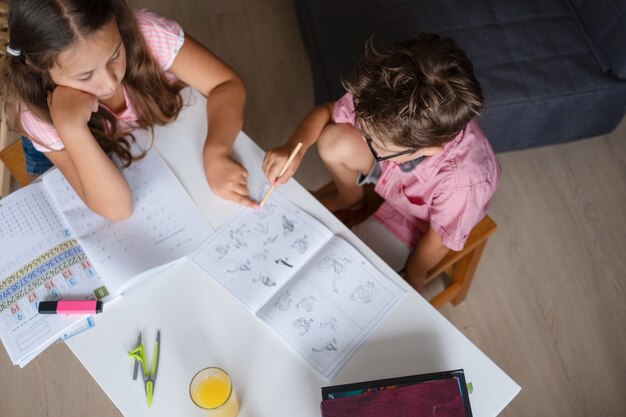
[192,191,333,313]
[257,236,406,379]
[0,183,107,366]
[42,148,212,295]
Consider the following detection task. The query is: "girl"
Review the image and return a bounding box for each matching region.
[1,0,258,220]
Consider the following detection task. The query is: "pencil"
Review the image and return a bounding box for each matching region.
[259,142,303,207]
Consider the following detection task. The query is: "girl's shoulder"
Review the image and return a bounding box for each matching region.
[133,9,185,71]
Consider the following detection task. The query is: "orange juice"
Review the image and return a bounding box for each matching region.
[190,368,239,417]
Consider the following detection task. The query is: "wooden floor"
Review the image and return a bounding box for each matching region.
[1,0,625,416]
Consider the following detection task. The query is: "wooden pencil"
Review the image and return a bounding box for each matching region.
[259,142,303,207]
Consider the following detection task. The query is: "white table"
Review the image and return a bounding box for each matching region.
[67,89,520,416]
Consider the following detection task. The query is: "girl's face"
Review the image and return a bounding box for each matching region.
[48,19,126,101]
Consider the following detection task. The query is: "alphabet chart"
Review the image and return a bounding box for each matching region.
[0,147,211,365]
[0,183,107,366]
[192,190,406,379]
[0,183,67,278]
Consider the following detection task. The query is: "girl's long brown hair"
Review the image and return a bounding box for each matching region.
[0,0,184,166]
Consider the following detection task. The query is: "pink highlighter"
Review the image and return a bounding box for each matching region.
[38,300,103,315]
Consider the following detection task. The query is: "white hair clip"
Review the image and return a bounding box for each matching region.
[6,46,21,57]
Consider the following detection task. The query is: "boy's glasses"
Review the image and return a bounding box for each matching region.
[364,136,417,162]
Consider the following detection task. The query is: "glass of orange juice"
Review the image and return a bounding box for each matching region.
[189,367,240,417]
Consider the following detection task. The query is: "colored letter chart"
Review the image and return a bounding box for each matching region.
[0,237,106,366]
[0,183,107,366]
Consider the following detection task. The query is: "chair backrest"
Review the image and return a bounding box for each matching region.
[0,102,11,196]
[0,2,8,53]
[0,139,31,190]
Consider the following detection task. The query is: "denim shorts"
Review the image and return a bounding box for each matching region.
[22,136,54,175]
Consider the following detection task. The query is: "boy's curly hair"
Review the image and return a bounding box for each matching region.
[343,33,484,149]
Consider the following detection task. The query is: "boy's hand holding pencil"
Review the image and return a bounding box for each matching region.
[260,142,304,206]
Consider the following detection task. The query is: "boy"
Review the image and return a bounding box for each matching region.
[263,33,501,291]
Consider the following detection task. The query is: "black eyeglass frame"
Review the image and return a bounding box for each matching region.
[364,135,418,162]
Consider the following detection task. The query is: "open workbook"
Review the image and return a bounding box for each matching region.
[192,191,406,379]
[0,145,211,366]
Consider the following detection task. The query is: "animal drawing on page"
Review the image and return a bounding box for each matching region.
[293,317,314,335]
[291,235,309,254]
[320,317,337,331]
[230,225,251,249]
[210,243,231,261]
[253,270,276,287]
[313,338,338,352]
[254,201,276,219]
[227,259,251,273]
[317,254,352,292]
[253,249,270,261]
[263,235,279,246]
[350,282,375,304]
[253,221,269,234]
[274,291,292,311]
[274,257,293,268]
[296,295,317,312]
[281,215,296,236]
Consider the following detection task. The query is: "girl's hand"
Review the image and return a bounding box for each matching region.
[205,154,259,209]
[262,142,305,186]
[47,86,99,134]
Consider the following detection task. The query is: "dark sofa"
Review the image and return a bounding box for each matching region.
[295,0,626,152]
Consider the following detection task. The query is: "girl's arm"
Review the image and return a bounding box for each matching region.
[262,102,335,186]
[403,227,450,292]
[167,34,254,208]
[46,86,133,221]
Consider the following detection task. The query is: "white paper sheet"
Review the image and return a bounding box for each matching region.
[0,144,212,365]
[43,146,213,295]
[0,184,107,366]
[192,190,406,379]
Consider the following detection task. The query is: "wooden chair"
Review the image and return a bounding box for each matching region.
[0,138,32,190]
[316,181,497,309]
[0,2,7,51]
[0,101,12,196]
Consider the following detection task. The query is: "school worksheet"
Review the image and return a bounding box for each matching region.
[0,182,106,367]
[0,144,211,366]
[192,191,406,379]
[43,148,212,295]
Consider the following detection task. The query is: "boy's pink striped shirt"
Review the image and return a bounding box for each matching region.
[333,93,501,250]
